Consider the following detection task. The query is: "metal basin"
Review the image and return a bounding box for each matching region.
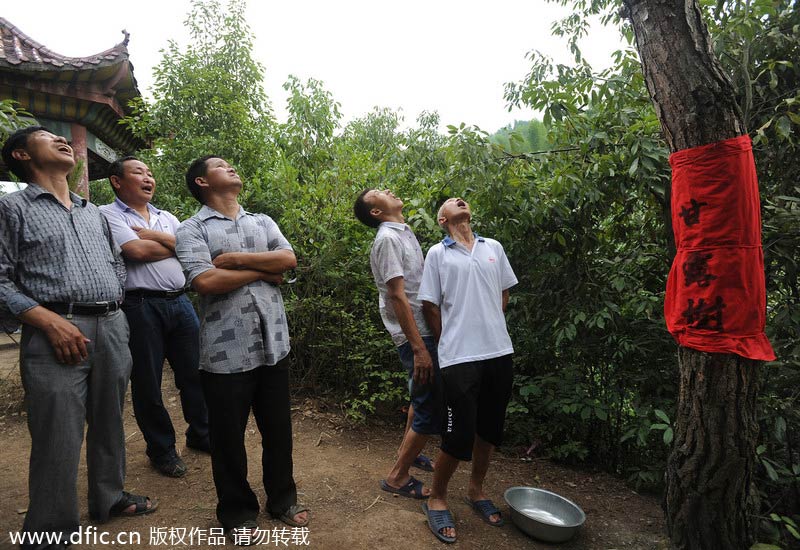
[504,486,586,543]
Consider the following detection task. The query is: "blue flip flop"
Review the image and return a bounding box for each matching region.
[464,497,504,526]
[422,502,456,543]
[380,476,429,499]
[412,454,435,472]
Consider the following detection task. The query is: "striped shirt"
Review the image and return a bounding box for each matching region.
[175,205,292,373]
[0,183,125,319]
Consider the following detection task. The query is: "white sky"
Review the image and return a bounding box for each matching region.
[2,0,626,133]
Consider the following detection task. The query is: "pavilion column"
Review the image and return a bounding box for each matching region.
[69,123,89,198]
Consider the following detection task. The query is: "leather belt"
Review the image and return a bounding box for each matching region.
[43,301,122,317]
[125,289,186,299]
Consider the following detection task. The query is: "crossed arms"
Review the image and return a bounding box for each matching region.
[120,227,176,262]
[191,250,297,295]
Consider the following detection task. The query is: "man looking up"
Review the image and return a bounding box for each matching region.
[353,188,442,500]
[100,156,209,479]
[418,197,517,544]
[0,128,156,550]
[175,156,308,544]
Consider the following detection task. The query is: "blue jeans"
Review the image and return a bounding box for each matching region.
[123,293,208,464]
[398,335,443,435]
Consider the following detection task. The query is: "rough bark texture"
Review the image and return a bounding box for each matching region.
[668,349,761,550]
[624,0,745,151]
[623,1,764,549]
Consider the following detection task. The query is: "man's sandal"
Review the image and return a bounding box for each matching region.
[464,497,504,526]
[380,476,429,499]
[277,504,310,527]
[109,491,158,517]
[422,502,456,544]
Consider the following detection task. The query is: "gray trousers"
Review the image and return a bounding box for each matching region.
[19,310,132,547]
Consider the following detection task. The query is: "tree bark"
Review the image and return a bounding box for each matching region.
[623,1,763,548]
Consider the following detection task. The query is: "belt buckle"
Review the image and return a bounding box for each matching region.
[94,301,111,314]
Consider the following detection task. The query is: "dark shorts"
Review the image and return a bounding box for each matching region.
[397,336,443,435]
[440,354,514,461]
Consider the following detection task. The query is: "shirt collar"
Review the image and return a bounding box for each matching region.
[24,182,87,207]
[442,232,484,247]
[379,221,409,232]
[114,197,160,216]
[197,204,248,221]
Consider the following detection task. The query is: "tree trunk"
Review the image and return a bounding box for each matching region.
[623,1,763,548]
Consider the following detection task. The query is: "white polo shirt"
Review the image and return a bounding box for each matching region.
[418,234,517,368]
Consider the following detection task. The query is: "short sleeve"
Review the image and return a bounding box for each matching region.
[496,241,518,290]
[99,205,139,247]
[371,234,405,284]
[258,215,293,251]
[175,219,214,285]
[417,244,442,306]
[162,211,182,235]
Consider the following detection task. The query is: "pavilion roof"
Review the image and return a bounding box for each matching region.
[0,17,145,154]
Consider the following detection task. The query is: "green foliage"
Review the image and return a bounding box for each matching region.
[122,0,275,219]
[0,99,32,141]
[489,119,549,153]
[122,1,798,545]
[0,99,34,183]
[703,1,800,547]
[503,0,800,545]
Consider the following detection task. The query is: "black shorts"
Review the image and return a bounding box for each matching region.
[440,354,513,461]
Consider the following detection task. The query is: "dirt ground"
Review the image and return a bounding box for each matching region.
[0,339,669,550]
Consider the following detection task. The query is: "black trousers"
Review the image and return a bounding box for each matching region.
[200,360,297,529]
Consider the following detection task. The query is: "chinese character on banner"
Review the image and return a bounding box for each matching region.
[664,135,775,361]
[678,198,708,227]
[682,296,725,331]
[682,251,717,288]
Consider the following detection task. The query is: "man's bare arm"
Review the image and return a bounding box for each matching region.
[422,301,442,343]
[192,269,282,295]
[132,227,177,251]
[386,276,433,385]
[121,240,173,262]
[502,289,509,312]
[212,250,297,274]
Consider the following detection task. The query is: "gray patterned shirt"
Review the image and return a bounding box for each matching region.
[0,184,126,319]
[175,205,292,373]
[370,221,431,346]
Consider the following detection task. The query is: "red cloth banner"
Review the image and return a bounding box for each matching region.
[665,135,775,361]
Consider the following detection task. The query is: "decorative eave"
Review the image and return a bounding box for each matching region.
[0,17,146,153]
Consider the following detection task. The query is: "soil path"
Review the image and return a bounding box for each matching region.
[0,347,669,550]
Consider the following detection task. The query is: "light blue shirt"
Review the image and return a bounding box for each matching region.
[418,234,517,368]
[100,198,186,291]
